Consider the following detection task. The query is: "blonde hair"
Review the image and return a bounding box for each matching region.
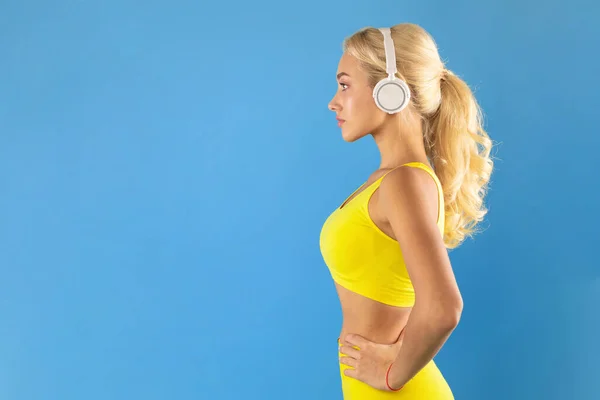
[343,23,494,249]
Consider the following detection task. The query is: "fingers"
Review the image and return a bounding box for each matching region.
[339,344,361,359]
[339,356,358,369]
[343,366,358,379]
[345,334,368,348]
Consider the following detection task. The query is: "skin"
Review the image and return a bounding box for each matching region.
[327,53,463,390]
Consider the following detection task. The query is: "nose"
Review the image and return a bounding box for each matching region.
[328,95,340,112]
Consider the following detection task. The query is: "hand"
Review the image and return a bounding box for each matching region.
[339,331,405,391]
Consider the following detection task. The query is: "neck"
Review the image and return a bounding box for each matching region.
[371,115,429,170]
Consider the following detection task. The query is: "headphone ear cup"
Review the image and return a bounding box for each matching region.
[372,77,411,114]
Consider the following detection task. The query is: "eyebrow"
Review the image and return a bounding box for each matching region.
[336,72,350,80]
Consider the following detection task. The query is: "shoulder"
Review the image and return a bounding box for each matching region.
[377,165,440,227]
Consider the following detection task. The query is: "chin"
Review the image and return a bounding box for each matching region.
[341,129,366,143]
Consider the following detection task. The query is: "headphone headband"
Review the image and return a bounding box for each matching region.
[379,28,397,78]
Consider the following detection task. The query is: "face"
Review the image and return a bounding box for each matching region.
[328,53,386,142]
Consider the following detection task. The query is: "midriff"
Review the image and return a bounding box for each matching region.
[336,282,412,345]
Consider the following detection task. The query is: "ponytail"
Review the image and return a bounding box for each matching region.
[428,70,494,249]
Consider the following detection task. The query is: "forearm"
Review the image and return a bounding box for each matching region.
[387,301,461,389]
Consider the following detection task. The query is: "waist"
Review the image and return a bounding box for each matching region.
[339,321,409,346]
[335,281,412,345]
[339,309,412,346]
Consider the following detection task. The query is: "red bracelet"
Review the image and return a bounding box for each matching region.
[385,362,404,391]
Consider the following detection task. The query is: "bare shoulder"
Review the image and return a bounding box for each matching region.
[377,165,440,229]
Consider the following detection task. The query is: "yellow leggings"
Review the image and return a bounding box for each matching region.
[337,338,455,399]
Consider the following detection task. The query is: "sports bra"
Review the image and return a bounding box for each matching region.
[319,162,444,308]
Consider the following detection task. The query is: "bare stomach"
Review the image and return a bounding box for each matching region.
[336,282,412,346]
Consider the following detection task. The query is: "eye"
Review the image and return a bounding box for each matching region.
[339,83,349,91]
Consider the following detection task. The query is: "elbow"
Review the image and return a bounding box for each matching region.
[439,296,463,330]
[420,294,463,331]
[440,300,463,330]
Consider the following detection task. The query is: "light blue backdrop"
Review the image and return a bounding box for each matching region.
[1,0,598,399]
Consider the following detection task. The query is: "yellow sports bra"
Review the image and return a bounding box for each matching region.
[319,162,444,308]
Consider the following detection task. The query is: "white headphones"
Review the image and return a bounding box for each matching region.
[372,28,411,114]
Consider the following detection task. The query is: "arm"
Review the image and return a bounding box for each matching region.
[377,166,463,389]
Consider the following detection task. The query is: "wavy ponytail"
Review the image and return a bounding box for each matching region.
[427,70,494,249]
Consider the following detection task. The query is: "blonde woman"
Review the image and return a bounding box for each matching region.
[320,23,494,399]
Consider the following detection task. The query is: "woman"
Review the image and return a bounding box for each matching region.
[320,23,494,399]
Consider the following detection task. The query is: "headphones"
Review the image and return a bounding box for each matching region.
[372,28,411,114]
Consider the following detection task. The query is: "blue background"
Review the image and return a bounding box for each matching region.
[1,0,598,399]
